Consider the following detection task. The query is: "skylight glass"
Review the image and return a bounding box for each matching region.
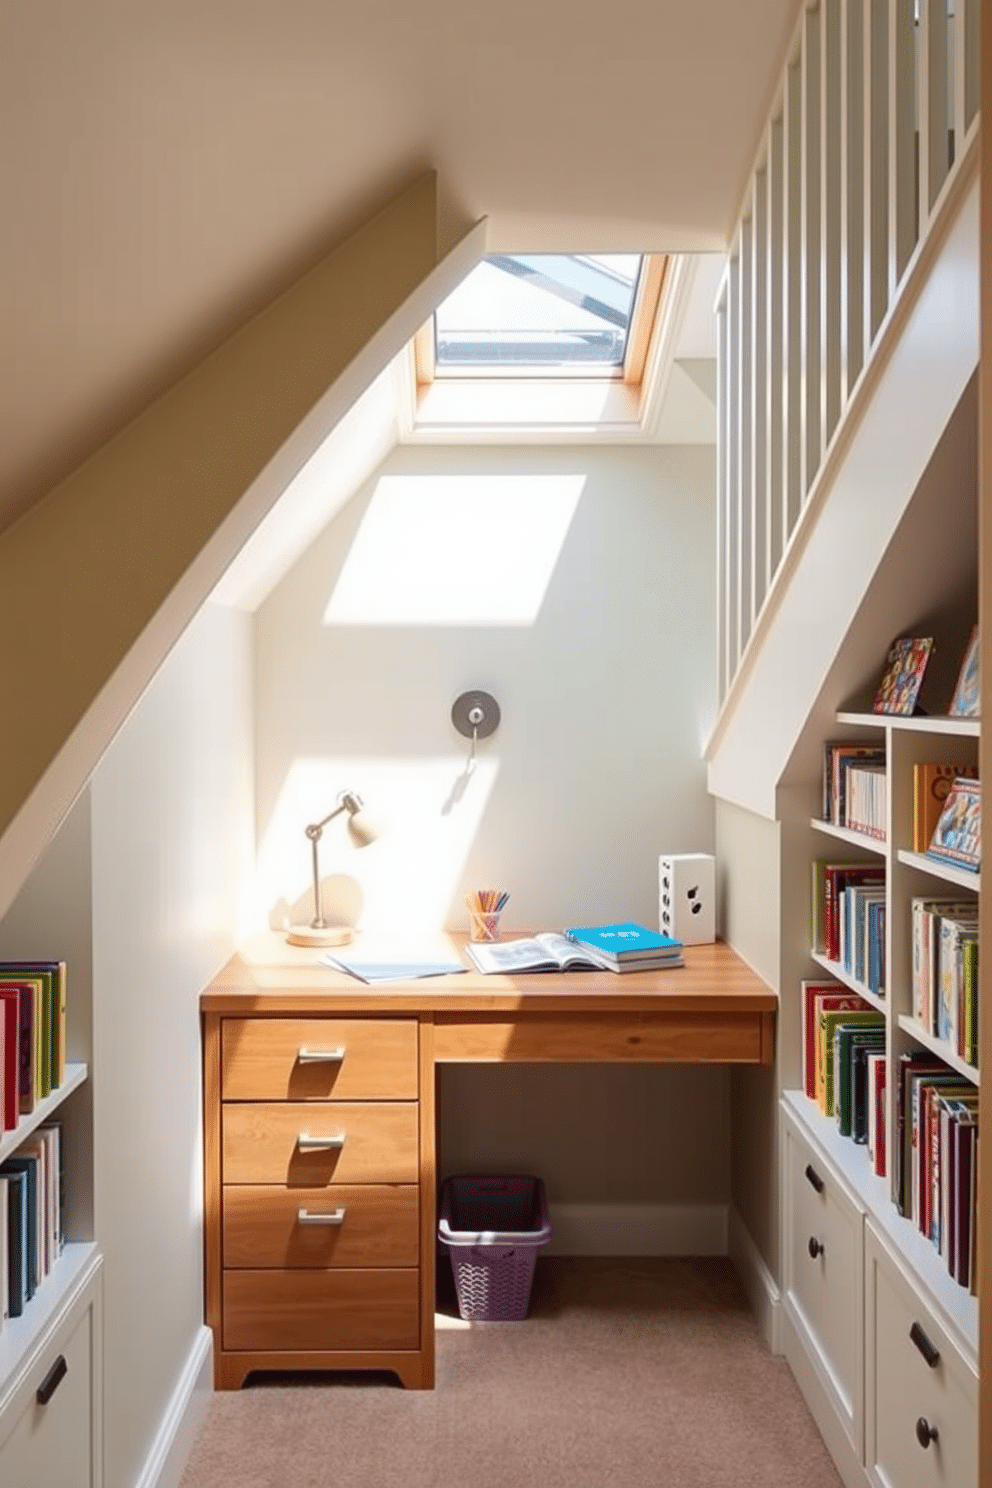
[433,254,642,374]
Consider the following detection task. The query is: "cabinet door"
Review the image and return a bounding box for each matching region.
[781,1111,864,1455]
[0,1290,97,1488]
[865,1221,977,1488]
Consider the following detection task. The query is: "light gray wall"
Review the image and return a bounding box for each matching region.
[89,602,253,1488]
[255,441,731,1215]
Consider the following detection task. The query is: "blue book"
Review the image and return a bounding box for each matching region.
[1,1155,38,1298]
[1,1166,27,1315]
[563,922,682,961]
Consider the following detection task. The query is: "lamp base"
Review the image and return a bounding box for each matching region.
[285,924,355,948]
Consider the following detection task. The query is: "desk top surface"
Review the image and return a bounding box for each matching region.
[201,931,776,1016]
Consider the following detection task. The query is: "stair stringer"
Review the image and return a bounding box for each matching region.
[706,171,979,822]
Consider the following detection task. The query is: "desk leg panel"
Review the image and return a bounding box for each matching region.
[433,1012,770,1063]
[419,1016,436,1387]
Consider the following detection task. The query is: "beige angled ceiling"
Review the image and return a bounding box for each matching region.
[0,0,801,535]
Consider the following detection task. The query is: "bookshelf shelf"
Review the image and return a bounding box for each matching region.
[0,1241,100,1388]
[810,818,886,855]
[895,847,981,893]
[810,951,886,1013]
[896,1015,980,1085]
[0,1063,87,1167]
[836,711,980,737]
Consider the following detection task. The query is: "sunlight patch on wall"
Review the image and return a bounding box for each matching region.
[255,754,501,938]
[324,473,585,626]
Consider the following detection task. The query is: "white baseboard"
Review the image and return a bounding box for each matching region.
[727,1205,782,1353]
[545,1202,728,1256]
[133,1325,213,1488]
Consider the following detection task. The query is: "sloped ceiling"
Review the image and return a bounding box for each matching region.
[0,1,801,536]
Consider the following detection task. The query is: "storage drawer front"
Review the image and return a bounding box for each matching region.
[223,1268,420,1352]
[223,1184,420,1268]
[221,1017,418,1100]
[0,1294,95,1488]
[866,1227,977,1488]
[784,1120,861,1431]
[222,1102,419,1184]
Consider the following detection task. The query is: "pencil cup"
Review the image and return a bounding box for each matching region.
[469,910,502,942]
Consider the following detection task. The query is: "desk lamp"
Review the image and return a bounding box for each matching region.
[285,790,377,947]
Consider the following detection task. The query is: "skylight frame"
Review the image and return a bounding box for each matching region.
[413,254,668,392]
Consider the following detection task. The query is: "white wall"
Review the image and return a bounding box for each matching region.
[254,442,718,937]
[254,441,732,1224]
[89,602,253,1488]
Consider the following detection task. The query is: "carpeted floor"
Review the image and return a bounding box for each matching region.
[180,1257,843,1488]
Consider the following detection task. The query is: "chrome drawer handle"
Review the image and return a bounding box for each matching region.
[297,1133,346,1151]
[297,1047,346,1063]
[298,1207,346,1226]
[916,1417,939,1450]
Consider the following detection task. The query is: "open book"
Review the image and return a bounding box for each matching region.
[465,933,619,975]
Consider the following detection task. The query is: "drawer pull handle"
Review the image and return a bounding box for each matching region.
[804,1163,824,1194]
[298,1047,346,1063]
[297,1133,346,1151]
[910,1321,941,1368]
[298,1207,347,1226]
[808,1237,824,1259]
[915,1417,939,1450]
[36,1355,68,1405]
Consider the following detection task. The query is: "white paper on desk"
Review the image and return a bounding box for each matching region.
[320,952,466,984]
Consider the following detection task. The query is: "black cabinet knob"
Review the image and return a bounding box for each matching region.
[804,1163,825,1193]
[36,1355,68,1406]
[915,1417,938,1449]
[808,1236,824,1259]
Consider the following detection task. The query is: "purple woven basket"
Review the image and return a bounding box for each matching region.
[438,1175,552,1321]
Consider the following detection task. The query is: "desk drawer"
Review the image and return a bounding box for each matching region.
[223,1184,420,1268]
[221,1017,418,1100]
[222,1102,419,1184]
[865,1222,977,1488]
[223,1268,420,1352]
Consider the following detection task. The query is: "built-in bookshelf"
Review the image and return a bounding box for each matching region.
[794,708,980,1350]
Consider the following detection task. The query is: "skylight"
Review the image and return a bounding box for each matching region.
[432,254,643,376]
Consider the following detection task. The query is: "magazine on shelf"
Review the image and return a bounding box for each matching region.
[925,777,981,872]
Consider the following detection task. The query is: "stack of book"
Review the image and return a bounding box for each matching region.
[1,1121,65,1326]
[895,1053,978,1292]
[0,961,68,1130]
[563,922,684,972]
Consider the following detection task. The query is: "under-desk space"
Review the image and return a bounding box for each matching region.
[201,932,775,1389]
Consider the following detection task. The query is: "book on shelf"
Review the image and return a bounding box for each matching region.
[871,635,933,716]
[925,776,981,873]
[936,913,978,1051]
[2,1167,26,1317]
[866,1052,886,1176]
[818,1008,884,1118]
[948,622,980,719]
[844,763,887,840]
[913,762,978,852]
[562,922,683,969]
[801,982,866,1099]
[812,861,885,963]
[822,741,887,829]
[911,898,977,1035]
[835,1024,885,1138]
[952,1116,978,1289]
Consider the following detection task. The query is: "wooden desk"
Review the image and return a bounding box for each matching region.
[201,933,775,1390]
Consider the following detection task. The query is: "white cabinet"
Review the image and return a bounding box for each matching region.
[782,1104,978,1488]
[0,1256,102,1488]
[782,1108,864,1457]
[865,1221,977,1488]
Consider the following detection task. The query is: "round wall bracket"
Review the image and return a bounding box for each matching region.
[451,690,501,740]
